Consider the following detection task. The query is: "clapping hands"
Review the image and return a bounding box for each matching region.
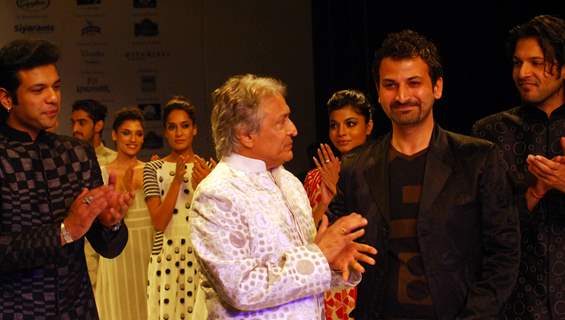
[315,213,377,281]
[312,143,341,205]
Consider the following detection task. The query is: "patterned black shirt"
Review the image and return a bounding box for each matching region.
[473,103,565,319]
[0,124,128,320]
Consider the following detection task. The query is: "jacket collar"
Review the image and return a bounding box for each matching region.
[419,125,453,217]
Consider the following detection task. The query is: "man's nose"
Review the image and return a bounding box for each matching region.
[45,87,59,103]
[518,62,533,79]
[288,119,298,137]
[395,83,409,103]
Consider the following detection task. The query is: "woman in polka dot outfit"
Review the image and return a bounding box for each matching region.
[144,96,214,319]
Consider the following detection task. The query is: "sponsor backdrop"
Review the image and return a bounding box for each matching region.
[0,0,315,175]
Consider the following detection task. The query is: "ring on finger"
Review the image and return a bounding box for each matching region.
[82,195,94,205]
[325,159,330,163]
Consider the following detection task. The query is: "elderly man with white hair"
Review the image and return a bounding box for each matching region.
[190,74,376,319]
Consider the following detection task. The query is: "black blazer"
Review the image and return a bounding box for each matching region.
[330,126,520,320]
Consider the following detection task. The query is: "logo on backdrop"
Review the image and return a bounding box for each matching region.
[76,76,111,94]
[140,75,157,92]
[133,0,156,8]
[81,49,105,64]
[125,49,170,62]
[14,24,54,34]
[138,103,161,120]
[134,18,159,37]
[17,0,50,11]
[81,20,102,36]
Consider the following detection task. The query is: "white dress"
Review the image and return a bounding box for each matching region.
[143,160,202,320]
[95,166,155,320]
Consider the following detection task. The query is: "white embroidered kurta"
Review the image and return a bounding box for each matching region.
[190,154,359,319]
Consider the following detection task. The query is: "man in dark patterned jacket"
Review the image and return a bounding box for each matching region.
[0,39,132,319]
[473,15,565,319]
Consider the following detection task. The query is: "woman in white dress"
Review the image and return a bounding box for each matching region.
[95,107,155,320]
[144,96,214,320]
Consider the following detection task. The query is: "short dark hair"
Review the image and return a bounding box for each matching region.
[0,39,59,122]
[72,99,108,123]
[372,29,443,85]
[507,15,565,72]
[163,95,196,127]
[326,89,373,123]
[112,107,144,132]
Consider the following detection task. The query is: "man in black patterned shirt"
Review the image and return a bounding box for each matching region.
[473,15,565,319]
[0,39,132,319]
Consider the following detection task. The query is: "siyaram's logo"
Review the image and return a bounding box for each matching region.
[81,20,101,36]
[17,0,50,11]
[134,18,159,37]
[76,77,110,94]
[14,24,54,34]
[125,49,170,62]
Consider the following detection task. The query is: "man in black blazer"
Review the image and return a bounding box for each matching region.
[330,30,520,319]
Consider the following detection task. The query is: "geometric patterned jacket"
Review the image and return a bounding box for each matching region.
[0,124,128,320]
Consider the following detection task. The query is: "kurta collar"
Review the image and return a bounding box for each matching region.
[0,123,48,142]
[522,102,565,120]
[224,153,271,173]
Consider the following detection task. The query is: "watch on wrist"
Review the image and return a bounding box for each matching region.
[60,221,73,244]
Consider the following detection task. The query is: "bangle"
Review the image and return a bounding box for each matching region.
[60,221,73,244]
[528,188,544,200]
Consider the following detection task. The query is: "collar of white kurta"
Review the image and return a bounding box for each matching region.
[222,152,312,246]
[223,153,283,175]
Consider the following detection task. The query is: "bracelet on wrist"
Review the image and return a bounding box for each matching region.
[60,221,74,244]
[108,220,122,232]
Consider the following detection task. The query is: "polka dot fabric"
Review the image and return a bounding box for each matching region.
[473,104,565,319]
[144,160,202,319]
[190,154,360,319]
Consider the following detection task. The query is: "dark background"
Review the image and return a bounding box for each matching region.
[311,0,565,144]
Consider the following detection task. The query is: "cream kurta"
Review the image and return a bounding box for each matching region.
[190,154,359,319]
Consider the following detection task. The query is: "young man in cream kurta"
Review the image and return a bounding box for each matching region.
[190,74,376,319]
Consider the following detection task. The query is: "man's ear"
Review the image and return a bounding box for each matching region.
[236,127,255,149]
[0,88,14,112]
[94,120,104,134]
[433,77,444,100]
